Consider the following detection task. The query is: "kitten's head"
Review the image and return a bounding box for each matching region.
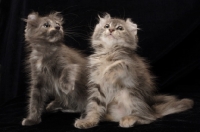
[23,12,64,43]
[92,13,138,50]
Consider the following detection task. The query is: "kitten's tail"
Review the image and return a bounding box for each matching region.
[152,95,193,118]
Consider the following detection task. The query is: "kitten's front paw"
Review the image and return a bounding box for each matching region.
[61,82,75,94]
[22,118,41,126]
[119,116,136,128]
[74,118,97,129]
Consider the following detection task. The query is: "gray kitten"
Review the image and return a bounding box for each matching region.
[22,12,88,126]
[74,13,194,128]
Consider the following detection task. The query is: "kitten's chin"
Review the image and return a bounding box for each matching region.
[100,35,127,49]
[103,33,119,41]
[48,36,63,43]
[105,34,116,39]
[100,36,117,47]
[47,30,63,42]
[47,33,63,43]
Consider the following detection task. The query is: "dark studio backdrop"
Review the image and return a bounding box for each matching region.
[0,0,200,132]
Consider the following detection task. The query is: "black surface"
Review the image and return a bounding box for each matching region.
[0,0,200,131]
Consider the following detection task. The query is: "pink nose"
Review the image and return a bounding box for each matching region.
[109,29,115,33]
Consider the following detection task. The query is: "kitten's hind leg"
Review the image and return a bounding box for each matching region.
[119,116,137,128]
[59,64,79,94]
[119,96,157,128]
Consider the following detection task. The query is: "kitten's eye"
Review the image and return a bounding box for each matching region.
[117,26,123,30]
[56,22,60,26]
[43,23,50,28]
[104,24,110,28]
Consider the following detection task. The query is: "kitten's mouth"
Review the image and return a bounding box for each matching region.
[107,34,116,39]
[47,30,63,42]
[49,30,61,36]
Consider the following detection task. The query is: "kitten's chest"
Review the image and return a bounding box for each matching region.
[89,54,116,85]
[30,50,55,72]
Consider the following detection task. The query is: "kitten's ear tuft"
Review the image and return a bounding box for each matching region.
[98,15,101,20]
[98,14,103,22]
[126,18,138,35]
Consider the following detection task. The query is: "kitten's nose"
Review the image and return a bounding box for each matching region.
[55,26,60,30]
[109,29,115,33]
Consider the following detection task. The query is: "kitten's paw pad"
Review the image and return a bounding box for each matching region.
[22,118,41,126]
[74,119,97,129]
[119,116,136,128]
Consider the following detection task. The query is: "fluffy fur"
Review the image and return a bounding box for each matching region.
[22,12,88,126]
[74,13,194,129]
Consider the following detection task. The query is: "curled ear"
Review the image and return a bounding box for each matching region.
[103,13,111,19]
[28,12,39,21]
[49,11,63,22]
[22,12,39,26]
[23,12,38,22]
[98,13,111,23]
[126,18,138,36]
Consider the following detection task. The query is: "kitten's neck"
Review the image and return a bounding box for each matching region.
[92,39,135,55]
[95,45,134,55]
[30,42,61,53]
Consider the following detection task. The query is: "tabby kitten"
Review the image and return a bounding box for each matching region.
[74,13,193,128]
[22,12,88,126]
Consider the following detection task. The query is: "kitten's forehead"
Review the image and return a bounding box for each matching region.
[40,17,59,25]
[107,19,125,26]
[42,17,53,22]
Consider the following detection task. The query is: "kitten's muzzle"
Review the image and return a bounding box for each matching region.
[49,29,61,36]
[109,29,115,33]
[48,29,63,41]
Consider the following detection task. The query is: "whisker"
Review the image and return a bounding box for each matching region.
[64,25,86,29]
[65,33,81,45]
[64,32,89,39]
[63,12,79,16]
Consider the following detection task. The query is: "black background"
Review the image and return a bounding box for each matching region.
[0,0,200,131]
